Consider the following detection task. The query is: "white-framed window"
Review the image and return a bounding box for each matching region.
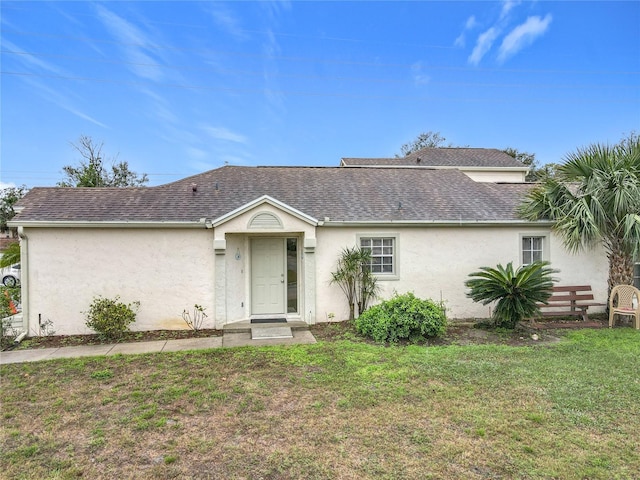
[521,235,546,264]
[359,235,398,277]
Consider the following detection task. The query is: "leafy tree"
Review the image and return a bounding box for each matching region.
[0,242,20,268]
[465,261,557,328]
[58,135,148,187]
[0,186,27,235]
[518,133,640,292]
[617,130,639,150]
[535,162,562,181]
[502,147,540,181]
[330,246,380,320]
[396,131,452,157]
[501,147,562,182]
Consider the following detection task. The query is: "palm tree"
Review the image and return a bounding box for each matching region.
[518,134,640,293]
[465,261,557,328]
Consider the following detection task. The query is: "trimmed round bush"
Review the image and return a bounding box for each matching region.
[355,292,446,343]
[84,296,139,340]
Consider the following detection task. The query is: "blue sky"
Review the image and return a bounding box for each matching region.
[1,1,639,188]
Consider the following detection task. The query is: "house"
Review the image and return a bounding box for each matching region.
[10,148,608,335]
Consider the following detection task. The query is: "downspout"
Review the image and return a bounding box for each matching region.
[17,226,29,336]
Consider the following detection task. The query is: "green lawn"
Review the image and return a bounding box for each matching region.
[1,328,639,479]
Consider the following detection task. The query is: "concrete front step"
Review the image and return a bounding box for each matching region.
[222,320,310,334]
[251,325,293,340]
[221,320,315,347]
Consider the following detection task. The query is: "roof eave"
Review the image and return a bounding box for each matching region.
[8,220,208,229]
[321,220,554,227]
[340,164,528,172]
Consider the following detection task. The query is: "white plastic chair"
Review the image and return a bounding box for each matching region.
[608,285,640,329]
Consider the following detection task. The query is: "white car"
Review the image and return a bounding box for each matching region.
[1,264,20,287]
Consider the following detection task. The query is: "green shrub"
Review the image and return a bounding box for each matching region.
[355,292,446,343]
[84,296,139,340]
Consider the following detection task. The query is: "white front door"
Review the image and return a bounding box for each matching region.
[251,238,286,315]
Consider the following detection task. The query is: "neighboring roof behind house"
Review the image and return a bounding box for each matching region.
[12,166,537,225]
[341,147,528,169]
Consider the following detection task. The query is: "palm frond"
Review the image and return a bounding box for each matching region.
[465,261,558,328]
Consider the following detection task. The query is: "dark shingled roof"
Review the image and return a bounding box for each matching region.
[342,147,527,168]
[13,166,536,224]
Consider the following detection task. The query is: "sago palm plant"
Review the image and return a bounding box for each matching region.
[465,261,557,328]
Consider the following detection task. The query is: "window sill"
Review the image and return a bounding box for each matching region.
[373,274,399,281]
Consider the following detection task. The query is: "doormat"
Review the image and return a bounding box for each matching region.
[251,318,287,324]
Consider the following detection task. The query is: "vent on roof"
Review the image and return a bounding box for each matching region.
[416,157,421,164]
[249,212,283,229]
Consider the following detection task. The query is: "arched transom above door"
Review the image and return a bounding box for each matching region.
[248,212,282,229]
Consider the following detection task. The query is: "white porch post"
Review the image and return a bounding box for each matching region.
[303,237,316,324]
[214,237,227,329]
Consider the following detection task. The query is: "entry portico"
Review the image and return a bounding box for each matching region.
[210,195,318,329]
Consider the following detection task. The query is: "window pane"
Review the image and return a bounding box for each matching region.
[522,236,544,265]
[360,237,394,275]
[287,238,298,313]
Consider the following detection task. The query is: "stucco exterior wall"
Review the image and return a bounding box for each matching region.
[23,228,215,335]
[462,170,527,183]
[21,222,609,334]
[315,225,609,321]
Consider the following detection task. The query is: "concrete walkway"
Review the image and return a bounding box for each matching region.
[0,325,317,365]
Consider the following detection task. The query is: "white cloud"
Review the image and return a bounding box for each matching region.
[95,4,167,82]
[261,29,286,112]
[468,27,499,65]
[19,76,108,128]
[201,126,248,144]
[186,147,208,160]
[138,88,179,125]
[0,182,17,190]
[498,14,553,63]
[62,106,109,128]
[205,3,248,41]
[2,39,65,75]
[411,62,430,86]
[500,0,521,20]
[454,15,478,48]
